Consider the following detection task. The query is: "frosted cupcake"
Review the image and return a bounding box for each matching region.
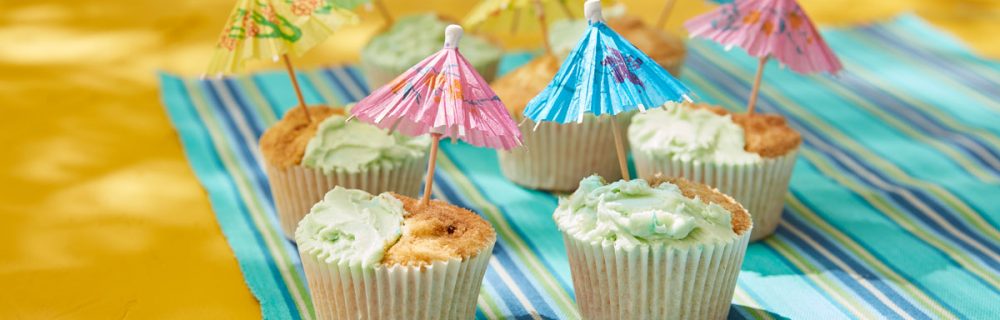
[550,14,686,76]
[628,103,801,241]
[492,55,631,191]
[360,13,503,88]
[260,106,430,240]
[297,187,495,320]
[556,175,752,319]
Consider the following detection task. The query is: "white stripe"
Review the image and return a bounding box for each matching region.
[782,221,916,319]
[208,79,267,174]
[489,257,542,320]
[330,67,368,101]
[186,81,314,319]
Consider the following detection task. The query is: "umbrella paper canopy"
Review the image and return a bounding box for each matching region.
[207,0,357,76]
[523,0,692,125]
[463,0,580,34]
[684,0,842,74]
[350,25,523,150]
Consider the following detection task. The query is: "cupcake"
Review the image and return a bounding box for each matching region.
[360,13,503,88]
[297,187,495,320]
[628,103,802,241]
[549,13,686,76]
[556,175,751,319]
[260,106,431,240]
[492,55,631,192]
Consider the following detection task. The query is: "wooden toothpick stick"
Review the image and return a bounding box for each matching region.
[374,0,393,25]
[609,116,630,180]
[747,56,768,114]
[282,54,312,123]
[655,0,678,30]
[420,133,442,206]
[533,0,553,55]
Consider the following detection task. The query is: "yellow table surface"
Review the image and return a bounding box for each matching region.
[1,0,996,318]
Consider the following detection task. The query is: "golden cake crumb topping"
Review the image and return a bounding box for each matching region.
[648,175,752,235]
[491,54,561,117]
[692,104,802,158]
[383,194,496,266]
[258,106,343,168]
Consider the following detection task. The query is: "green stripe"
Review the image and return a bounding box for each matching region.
[838,30,1000,114]
[683,67,1000,290]
[731,288,777,320]
[786,194,956,318]
[186,80,315,319]
[238,76,279,125]
[692,44,1000,244]
[801,149,1000,289]
[436,153,580,318]
[837,59,1000,150]
[803,73,998,183]
[763,237,878,318]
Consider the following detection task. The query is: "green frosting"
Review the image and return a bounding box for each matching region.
[629,103,761,164]
[554,176,737,248]
[361,13,502,73]
[295,187,408,267]
[302,110,430,174]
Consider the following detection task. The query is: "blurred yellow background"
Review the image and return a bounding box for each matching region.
[0,0,996,318]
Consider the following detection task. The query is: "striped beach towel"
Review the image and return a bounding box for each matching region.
[159,14,1000,319]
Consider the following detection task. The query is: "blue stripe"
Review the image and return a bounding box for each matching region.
[344,65,372,96]
[862,26,1000,104]
[784,200,964,316]
[687,52,1000,271]
[163,75,300,319]
[251,75,288,117]
[200,80,277,214]
[778,214,930,318]
[321,68,360,102]
[434,172,561,319]
[441,145,575,295]
[223,78,267,137]
[834,71,1000,172]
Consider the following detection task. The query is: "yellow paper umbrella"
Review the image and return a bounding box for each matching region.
[463,0,583,54]
[207,0,357,121]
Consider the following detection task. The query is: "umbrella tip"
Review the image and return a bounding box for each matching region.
[585,0,604,23]
[444,24,463,49]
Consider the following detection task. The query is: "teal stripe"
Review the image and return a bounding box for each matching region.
[692,42,1000,232]
[157,14,1000,319]
[160,74,302,319]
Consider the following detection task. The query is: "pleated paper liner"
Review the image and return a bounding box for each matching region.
[633,150,798,241]
[498,116,631,192]
[266,155,427,240]
[563,231,751,320]
[299,241,495,320]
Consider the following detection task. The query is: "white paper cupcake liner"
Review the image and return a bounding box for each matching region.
[299,241,495,320]
[633,150,798,241]
[361,58,499,90]
[267,156,427,240]
[498,116,631,192]
[562,231,751,320]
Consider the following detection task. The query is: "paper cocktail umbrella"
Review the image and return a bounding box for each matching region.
[685,0,842,113]
[350,25,523,205]
[464,0,583,54]
[522,0,692,180]
[207,0,357,122]
[329,0,394,24]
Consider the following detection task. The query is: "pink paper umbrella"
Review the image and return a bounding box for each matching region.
[350,24,522,205]
[685,0,842,113]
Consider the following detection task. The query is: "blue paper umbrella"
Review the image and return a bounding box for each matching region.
[522,0,692,180]
[523,0,692,125]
